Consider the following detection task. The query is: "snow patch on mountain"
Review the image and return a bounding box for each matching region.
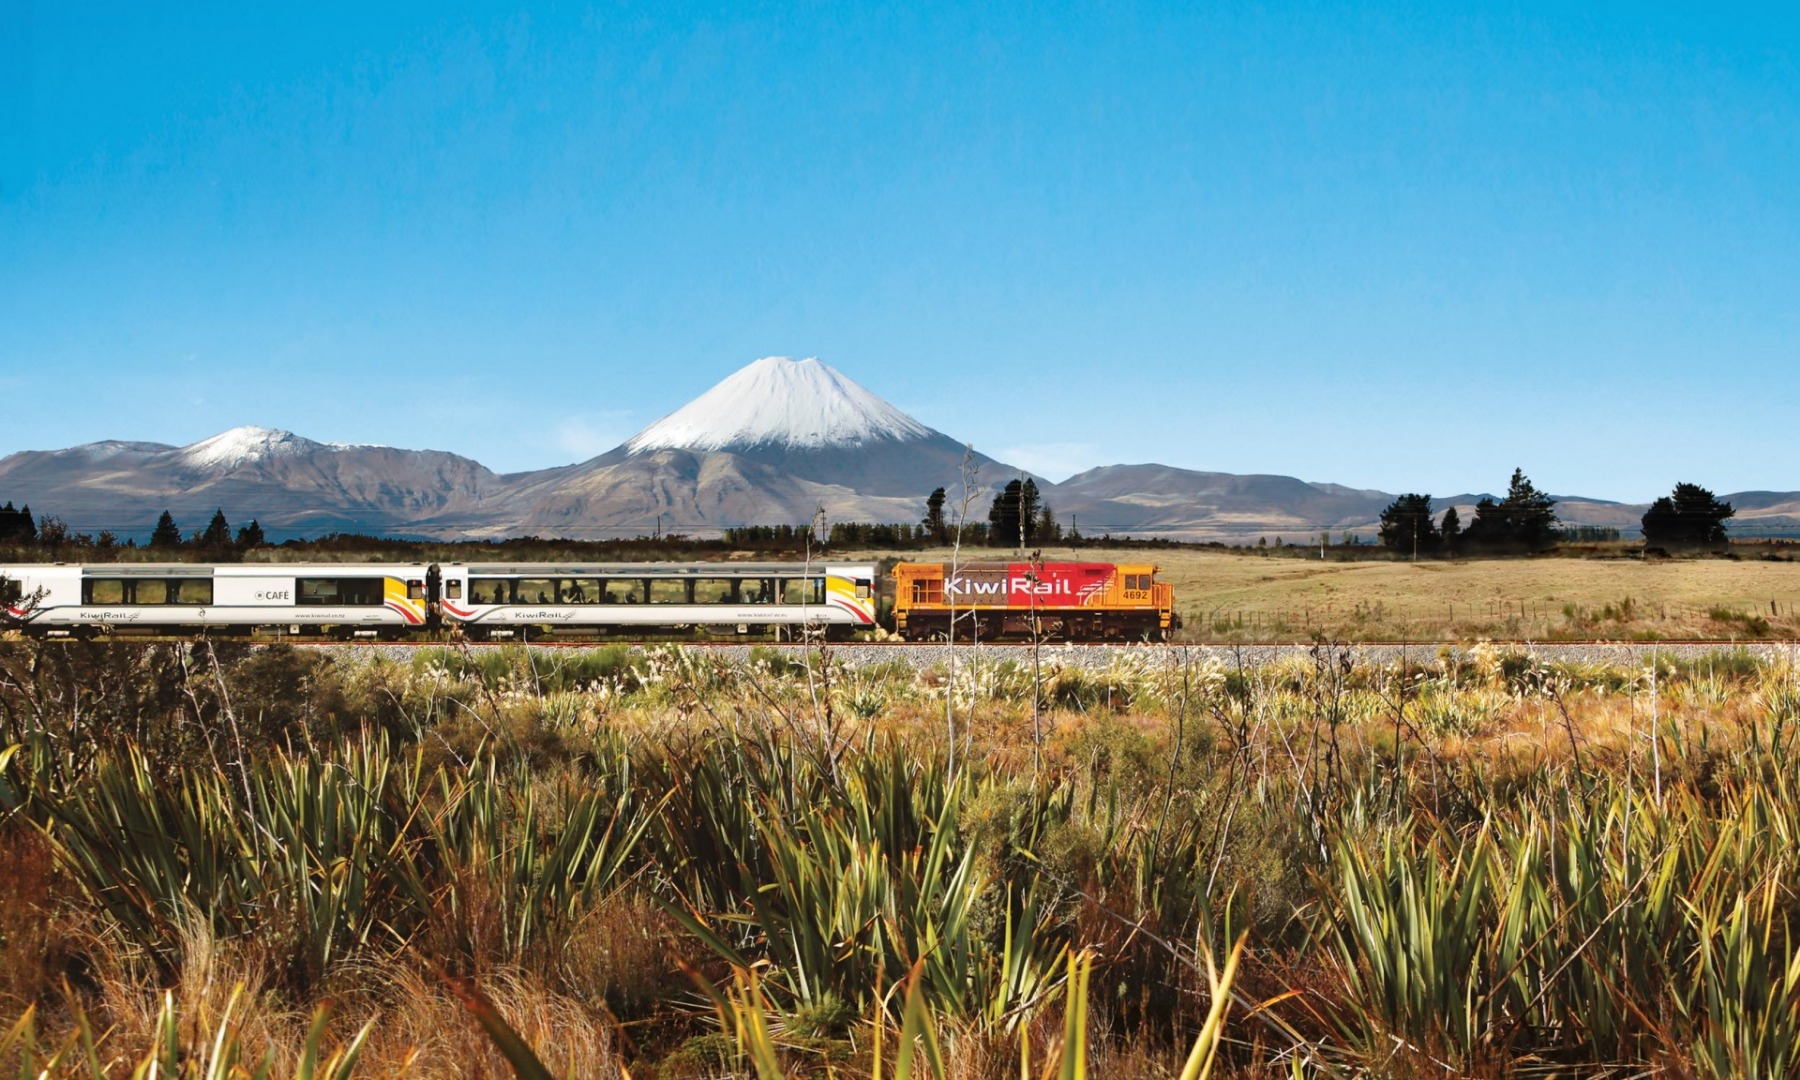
[177,426,322,469]
[67,440,177,462]
[624,357,934,454]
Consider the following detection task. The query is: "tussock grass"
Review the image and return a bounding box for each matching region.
[2,640,1800,1075]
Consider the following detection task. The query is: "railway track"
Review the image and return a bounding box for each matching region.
[6,635,1793,649]
[250,636,1800,668]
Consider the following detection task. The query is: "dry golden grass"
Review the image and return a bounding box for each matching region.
[858,545,1800,640]
[6,641,1800,1077]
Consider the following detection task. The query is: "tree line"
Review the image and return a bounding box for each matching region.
[918,479,1067,547]
[0,503,268,555]
[2,475,1746,562]
[1377,470,1738,556]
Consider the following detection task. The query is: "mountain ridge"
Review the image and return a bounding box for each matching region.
[1,359,1795,541]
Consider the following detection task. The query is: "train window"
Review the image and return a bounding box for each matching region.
[780,578,825,606]
[349,579,385,605]
[297,579,335,605]
[470,578,511,605]
[407,579,425,601]
[174,579,213,605]
[600,579,640,604]
[517,578,556,605]
[560,579,601,604]
[740,578,775,604]
[85,579,126,605]
[647,579,686,605]
[0,578,20,605]
[694,578,739,604]
[297,578,385,606]
[855,580,872,600]
[134,580,171,605]
[445,580,463,600]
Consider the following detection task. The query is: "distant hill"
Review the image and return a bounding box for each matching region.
[1046,464,1395,540]
[0,357,1793,541]
[0,427,507,539]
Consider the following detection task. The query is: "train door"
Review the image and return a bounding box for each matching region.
[426,564,442,630]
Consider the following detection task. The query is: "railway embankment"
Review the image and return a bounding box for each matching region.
[311,638,1800,669]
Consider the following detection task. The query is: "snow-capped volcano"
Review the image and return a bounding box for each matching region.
[625,357,933,453]
[175,426,386,471]
[177,426,319,470]
[497,355,1018,525]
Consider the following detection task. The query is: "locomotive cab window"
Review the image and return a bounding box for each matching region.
[855,579,872,600]
[0,578,20,605]
[445,580,463,600]
[297,578,385,606]
[407,579,425,601]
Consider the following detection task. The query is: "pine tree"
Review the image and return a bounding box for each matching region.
[987,479,1045,547]
[1462,469,1558,553]
[1641,483,1734,549]
[150,511,183,549]
[236,519,267,549]
[1018,479,1043,546]
[922,487,947,544]
[201,509,232,548]
[1378,494,1441,556]
[1440,506,1462,551]
[988,481,1019,546]
[1504,469,1559,552]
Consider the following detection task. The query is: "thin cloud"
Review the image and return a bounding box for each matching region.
[996,442,1102,483]
[550,412,635,462]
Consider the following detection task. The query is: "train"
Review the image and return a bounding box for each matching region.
[0,562,879,640]
[0,559,1176,642]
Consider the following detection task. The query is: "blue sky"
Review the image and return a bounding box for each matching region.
[2,1,1795,502]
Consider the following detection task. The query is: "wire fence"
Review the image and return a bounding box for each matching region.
[1179,597,1800,643]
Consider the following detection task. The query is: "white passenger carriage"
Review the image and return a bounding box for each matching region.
[0,563,433,638]
[438,563,878,639]
[0,562,879,640]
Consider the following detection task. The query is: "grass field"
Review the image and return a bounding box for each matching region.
[859,546,1800,641]
[4,640,1800,1076]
